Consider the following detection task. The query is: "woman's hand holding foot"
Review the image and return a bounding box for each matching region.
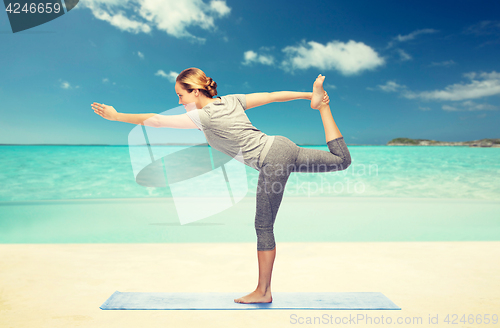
[322,91,330,106]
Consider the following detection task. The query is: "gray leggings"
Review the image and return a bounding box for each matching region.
[255,136,352,251]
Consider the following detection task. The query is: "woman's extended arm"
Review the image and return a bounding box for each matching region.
[92,102,198,129]
[92,102,158,126]
[245,92,312,110]
[115,112,158,126]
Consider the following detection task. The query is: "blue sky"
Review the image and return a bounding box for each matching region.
[1,0,499,145]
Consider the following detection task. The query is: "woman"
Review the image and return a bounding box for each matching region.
[92,67,351,304]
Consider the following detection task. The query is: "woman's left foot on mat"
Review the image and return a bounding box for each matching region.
[234,289,272,303]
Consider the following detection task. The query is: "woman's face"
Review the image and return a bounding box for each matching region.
[175,82,197,110]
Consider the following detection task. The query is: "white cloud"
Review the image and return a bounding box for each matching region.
[418,106,431,111]
[397,49,412,61]
[464,21,500,36]
[463,72,477,80]
[396,29,438,42]
[463,21,500,47]
[242,50,275,66]
[385,29,438,62]
[78,0,231,42]
[210,0,231,16]
[430,60,456,67]
[137,51,144,59]
[59,79,79,89]
[61,81,71,89]
[387,28,438,48]
[259,46,275,52]
[325,83,336,89]
[476,71,500,79]
[442,101,498,111]
[102,78,116,85]
[403,71,500,101]
[442,105,459,111]
[155,70,179,83]
[281,40,384,75]
[84,4,152,34]
[378,81,406,92]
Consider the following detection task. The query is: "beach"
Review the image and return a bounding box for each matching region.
[1,241,499,327]
[1,145,499,327]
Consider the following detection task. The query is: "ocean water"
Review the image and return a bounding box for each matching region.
[1,145,499,243]
[0,145,499,201]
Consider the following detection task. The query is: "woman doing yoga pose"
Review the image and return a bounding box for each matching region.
[92,68,351,304]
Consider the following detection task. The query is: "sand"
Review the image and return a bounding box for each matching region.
[1,241,499,327]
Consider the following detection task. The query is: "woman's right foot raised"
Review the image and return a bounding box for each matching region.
[311,74,326,109]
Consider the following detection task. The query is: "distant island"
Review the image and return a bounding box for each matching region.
[387,138,500,147]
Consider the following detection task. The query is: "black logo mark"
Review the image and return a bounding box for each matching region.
[3,0,79,33]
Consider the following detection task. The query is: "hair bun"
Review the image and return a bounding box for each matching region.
[206,77,215,88]
[206,77,218,97]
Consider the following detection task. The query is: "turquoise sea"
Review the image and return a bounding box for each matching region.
[1,145,499,243]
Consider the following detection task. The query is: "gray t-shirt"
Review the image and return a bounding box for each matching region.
[185,94,275,171]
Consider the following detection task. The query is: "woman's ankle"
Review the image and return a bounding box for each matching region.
[318,102,330,111]
[256,285,271,294]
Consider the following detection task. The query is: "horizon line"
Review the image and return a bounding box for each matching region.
[0,143,382,146]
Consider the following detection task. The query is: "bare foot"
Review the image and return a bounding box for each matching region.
[311,74,326,109]
[234,289,272,304]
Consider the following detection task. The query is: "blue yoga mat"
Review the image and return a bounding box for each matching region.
[100,291,400,310]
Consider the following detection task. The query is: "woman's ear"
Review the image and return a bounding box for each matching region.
[194,89,199,97]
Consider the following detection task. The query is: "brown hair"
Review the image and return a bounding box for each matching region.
[176,67,218,98]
